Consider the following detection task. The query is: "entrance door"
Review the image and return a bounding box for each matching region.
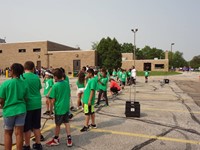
[144,63,151,71]
[73,60,81,76]
[36,61,41,70]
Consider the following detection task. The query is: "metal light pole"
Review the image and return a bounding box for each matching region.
[170,43,175,70]
[131,29,138,66]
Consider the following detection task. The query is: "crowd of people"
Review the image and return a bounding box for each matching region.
[0,61,139,150]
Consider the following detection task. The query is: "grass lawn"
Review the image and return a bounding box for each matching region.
[137,71,182,76]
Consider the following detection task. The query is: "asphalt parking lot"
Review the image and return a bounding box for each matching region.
[0,72,200,150]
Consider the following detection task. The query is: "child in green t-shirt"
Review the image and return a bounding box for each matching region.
[46,68,73,147]
[23,61,43,150]
[96,69,109,106]
[43,71,54,115]
[76,71,85,109]
[144,69,150,83]
[120,69,127,89]
[80,68,97,132]
[0,63,28,150]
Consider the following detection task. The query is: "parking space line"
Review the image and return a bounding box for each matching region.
[71,125,200,145]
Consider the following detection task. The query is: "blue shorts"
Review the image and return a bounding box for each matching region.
[4,113,26,130]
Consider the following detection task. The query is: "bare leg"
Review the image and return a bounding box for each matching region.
[33,129,41,144]
[55,125,61,137]
[4,129,13,150]
[64,123,71,135]
[15,126,24,150]
[24,130,31,146]
[85,115,90,127]
[91,113,95,125]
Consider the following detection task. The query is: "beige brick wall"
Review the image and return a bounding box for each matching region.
[48,50,96,73]
[122,59,169,71]
[0,41,48,69]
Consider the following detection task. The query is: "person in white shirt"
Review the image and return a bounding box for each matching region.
[131,66,136,85]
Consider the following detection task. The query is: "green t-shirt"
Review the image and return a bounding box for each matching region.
[23,72,42,111]
[145,71,149,77]
[117,71,122,78]
[76,80,85,88]
[120,72,127,82]
[83,77,97,105]
[49,80,70,115]
[112,71,117,77]
[0,78,28,117]
[65,76,69,83]
[99,77,108,91]
[127,71,131,77]
[44,78,54,96]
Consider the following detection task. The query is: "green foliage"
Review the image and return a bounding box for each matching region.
[91,41,99,50]
[96,37,122,70]
[121,43,134,53]
[190,55,200,68]
[170,51,188,68]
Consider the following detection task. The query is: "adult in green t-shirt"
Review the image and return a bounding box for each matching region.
[80,68,97,132]
[22,61,42,150]
[46,68,73,147]
[0,63,28,150]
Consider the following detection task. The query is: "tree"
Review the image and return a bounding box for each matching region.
[190,55,200,68]
[121,43,134,53]
[171,51,188,68]
[96,37,122,70]
[91,41,99,50]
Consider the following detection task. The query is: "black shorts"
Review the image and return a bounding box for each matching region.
[145,76,148,79]
[122,81,126,86]
[24,109,41,132]
[55,112,69,125]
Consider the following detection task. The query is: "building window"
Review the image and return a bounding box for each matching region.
[18,49,26,53]
[155,64,164,69]
[33,48,41,52]
[0,50,2,53]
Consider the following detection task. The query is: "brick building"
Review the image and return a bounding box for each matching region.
[0,40,168,74]
[0,41,97,74]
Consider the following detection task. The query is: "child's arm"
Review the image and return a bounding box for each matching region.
[88,90,95,106]
[0,98,4,109]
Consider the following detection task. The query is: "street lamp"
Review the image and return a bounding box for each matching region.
[131,28,138,66]
[170,43,175,70]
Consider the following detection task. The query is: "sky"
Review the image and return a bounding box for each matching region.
[0,0,199,61]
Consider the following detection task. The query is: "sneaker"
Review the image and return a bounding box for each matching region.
[67,138,73,147]
[89,124,97,129]
[43,111,50,115]
[94,104,99,108]
[32,135,45,142]
[80,126,89,132]
[32,143,43,150]
[69,113,73,119]
[22,145,31,150]
[46,138,60,146]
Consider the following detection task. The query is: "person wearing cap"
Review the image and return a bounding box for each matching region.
[43,71,54,115]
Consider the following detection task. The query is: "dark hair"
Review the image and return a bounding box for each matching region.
[59,67,66,79]
[87,68,94,76]
[53,68,63,79]
[78,71,85,84]
[24,61,35,70]
[82,66,86,72]
[101,68,107,75]
[11,63,24,78]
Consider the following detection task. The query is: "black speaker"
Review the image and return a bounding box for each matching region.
[164,79,170,84]
[125,101,140,117]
